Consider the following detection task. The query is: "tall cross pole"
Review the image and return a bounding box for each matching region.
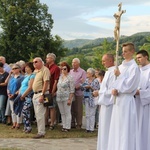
[114,3,126,104]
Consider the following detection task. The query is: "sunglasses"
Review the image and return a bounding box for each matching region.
[61,67,67,71]
[33,61,38,64]
[12,68,19,70]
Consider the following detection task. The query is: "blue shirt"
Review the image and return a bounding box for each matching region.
[7,74,24,94]
[20,74,35,95]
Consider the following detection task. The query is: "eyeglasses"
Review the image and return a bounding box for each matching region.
[33,61,38,64]
[12,68,19,70]
[61,67,67,71]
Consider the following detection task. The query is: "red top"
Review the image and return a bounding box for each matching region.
[47,63,60,93]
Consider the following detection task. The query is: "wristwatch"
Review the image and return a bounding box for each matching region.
[40,93,44,96]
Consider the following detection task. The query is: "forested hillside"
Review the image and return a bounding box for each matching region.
[61,32,150,70]
[63,32,150,50]
[63,37,114,49]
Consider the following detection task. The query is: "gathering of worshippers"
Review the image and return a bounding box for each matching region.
[0,43,150,150]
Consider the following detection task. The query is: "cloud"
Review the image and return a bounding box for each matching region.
[121,15,150,36]
[40,0,150,39]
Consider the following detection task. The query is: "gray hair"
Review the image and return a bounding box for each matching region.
[87,68,95,76]
[34,57,44,64]
[72,58,80,64]
[12,63,21,69]
[0,56,6,63]
[46,53,56,61]
[16,60,25,67]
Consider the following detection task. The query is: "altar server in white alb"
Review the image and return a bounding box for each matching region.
[93,54,116,150]
[108,42,140,150]
[135,50,150,150]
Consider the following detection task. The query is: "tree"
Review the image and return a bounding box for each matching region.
[92,39,115,69]
[0,0,65,63]
[48,35,68,63]
[139,36,150,53]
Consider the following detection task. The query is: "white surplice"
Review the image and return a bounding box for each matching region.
[97,66,116,150]
[108,59,140,150]
[135,64,150,150]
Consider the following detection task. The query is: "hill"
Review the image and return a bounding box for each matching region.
[63,32,150,49]
[63,37,114,49]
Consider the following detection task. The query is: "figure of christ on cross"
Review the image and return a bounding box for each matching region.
[114,3,126,41]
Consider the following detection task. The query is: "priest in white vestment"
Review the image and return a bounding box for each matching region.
[135,50,150,150]
[93,54,116,150]
[108,42,140,150]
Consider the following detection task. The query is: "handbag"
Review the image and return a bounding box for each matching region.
[84,89,92,98]
[43,93,53,107]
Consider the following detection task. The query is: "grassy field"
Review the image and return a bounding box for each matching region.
[0,149,20,150]
[0,123,97,139]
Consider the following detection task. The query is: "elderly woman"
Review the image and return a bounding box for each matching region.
[19,62,35,133]
[7,64,24,129]
[81,68,100,133]
[56,62,75,132]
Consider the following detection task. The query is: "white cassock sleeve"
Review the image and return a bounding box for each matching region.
[139,76,150,106]
[98,70,116,106]
[114,66,140,94]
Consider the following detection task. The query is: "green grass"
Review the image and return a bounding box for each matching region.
[0,123,97,139]
[0,148,20,150]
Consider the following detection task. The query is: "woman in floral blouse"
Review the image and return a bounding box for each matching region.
[81,68,100,133]
[56,62,75,132]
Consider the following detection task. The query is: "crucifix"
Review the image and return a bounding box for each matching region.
[114,3,126,104]
[114,3,126,41]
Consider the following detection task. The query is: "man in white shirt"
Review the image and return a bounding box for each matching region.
[108,42,140,150]
[135,50,150,150]
[93,54,116,150]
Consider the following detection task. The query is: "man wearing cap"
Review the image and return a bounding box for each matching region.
[32,57,50,139]
[45,53,60,130]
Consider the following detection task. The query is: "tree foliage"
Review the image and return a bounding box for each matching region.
[139,36,150,54]
[62,32,150,70]
[92,39,115,69]
[61,39,116,70]
[0,0,66,63]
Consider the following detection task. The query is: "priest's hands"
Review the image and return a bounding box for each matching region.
[135,90,140,95]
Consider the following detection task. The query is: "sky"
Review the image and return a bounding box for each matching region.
[0,1,149,40]
[40,0,150,40]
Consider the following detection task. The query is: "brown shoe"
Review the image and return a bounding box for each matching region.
[33,134,44,139]
[15,126,20,130]
[11,126,16,129]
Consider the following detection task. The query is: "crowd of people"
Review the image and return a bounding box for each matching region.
[0,54,103,139]
[0,41,150,150]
